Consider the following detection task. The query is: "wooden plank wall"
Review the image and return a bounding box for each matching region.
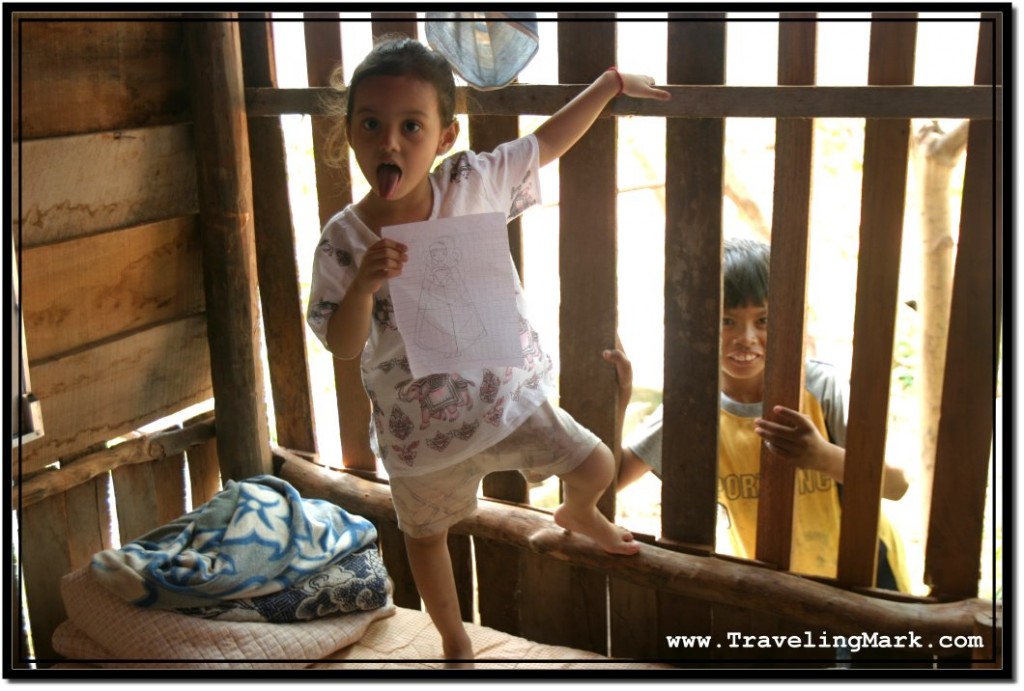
[12,14,226,664]
[13,16,211,473]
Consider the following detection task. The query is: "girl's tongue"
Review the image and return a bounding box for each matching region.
[377,164,402,199]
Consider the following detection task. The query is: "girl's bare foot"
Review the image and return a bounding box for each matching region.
[553,504,640,555]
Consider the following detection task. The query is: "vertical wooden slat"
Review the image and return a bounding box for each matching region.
[371,13,418,41]
[662,13,726,549]
[20,493,72,663]
[836,14,917,588]
[64,475,114,570]
[519,550,606,653]
[111,463,160,543]
[541,13,618,656]
[447,532,473,623]
[656,592,711,662]
[152,453,187,526]
[186,437,222,509]
[304,15,352,226]
[473,537,522,635]
[184,16,271,481]
[557,15,620,514]
[924,13,1001,599]
[469,112,528,634]
[240,14,318,455]
[610,579,658,658]
[304,15,377,473]
[755,14,817,571]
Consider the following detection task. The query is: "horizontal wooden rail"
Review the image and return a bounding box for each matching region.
[276,449,994,653]
[247,84,1000,120]
[12,419,215,508]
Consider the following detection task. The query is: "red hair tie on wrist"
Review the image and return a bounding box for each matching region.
[606,66,625,96]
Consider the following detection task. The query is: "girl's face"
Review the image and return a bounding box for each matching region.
[347,74,459,203]
[720,302,768,400]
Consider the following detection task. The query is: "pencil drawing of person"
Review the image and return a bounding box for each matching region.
[415,236,486,357]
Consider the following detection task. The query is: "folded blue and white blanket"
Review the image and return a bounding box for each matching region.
[92,475,381,612]
[174,545,391,623]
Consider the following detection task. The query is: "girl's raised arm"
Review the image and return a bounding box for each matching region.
[533,69,670,167]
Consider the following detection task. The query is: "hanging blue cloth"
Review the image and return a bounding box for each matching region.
[426,12,539,90]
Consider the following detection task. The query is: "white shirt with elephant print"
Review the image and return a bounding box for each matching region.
[307,134,554,478]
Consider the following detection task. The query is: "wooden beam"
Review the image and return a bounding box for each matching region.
[924,13,1001,600]
[184,16,271,481]
[837,14,917,589]
[755,13,817,572]
[246,84,1000,120]
[13,420,215,508]
[240,14,318,455]
[276,453,991,650]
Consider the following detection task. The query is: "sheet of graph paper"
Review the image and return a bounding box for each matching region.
[383,212,526,378]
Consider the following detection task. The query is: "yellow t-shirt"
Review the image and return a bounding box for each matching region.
[716,389,910,592]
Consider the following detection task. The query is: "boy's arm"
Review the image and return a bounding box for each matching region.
[754,407,909,501]
[534,70,670,167]
[618,448,656,490]
[325,238,408,359]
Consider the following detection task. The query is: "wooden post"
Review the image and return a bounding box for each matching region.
[184,16,271,481]
[239,14,318,455]
[924,13,1001,599]
[755,13,817,572]
[837,14,917,588]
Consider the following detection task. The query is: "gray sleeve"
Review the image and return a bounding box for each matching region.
[805,360,848,447]
[623,403,664,478]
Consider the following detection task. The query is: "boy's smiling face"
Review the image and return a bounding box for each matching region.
[720,302,768,402]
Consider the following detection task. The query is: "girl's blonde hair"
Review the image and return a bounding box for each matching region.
[322,34,458,169]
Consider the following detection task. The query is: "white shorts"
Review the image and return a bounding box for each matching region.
[388,400,602,538]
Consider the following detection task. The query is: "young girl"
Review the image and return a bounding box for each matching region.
[306,36,670,666]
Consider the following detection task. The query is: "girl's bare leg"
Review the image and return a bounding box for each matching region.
[555,443,640,555]
[403,530,474,668]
